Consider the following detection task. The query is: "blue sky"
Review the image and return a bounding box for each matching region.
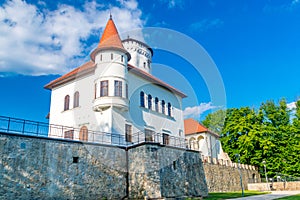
[0,0,300,122]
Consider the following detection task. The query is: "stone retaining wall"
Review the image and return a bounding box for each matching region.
[0,133,208,199]
[248,182,300,191]
[203,163,260,192]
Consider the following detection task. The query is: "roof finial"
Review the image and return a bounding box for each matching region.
[109,11,112,19]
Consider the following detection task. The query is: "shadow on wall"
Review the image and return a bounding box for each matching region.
[0,133,127,199]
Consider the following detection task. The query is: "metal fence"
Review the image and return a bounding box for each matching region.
[0,116,189,149]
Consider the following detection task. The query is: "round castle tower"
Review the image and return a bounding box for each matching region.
[90,15,131,112]
[123,38,153,74]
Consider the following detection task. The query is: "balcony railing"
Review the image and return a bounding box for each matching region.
[0,116,189,149]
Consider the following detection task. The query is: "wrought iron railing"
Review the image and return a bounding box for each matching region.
[0,116,189,149]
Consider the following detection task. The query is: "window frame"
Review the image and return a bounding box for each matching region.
[73,91,79,108]
[100,80,109,97]
[64,95,70,111]
[114,80,122,97]
[140,91,145,107]
[125,124,132,142]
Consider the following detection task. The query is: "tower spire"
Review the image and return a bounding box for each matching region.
[90,15,131,61]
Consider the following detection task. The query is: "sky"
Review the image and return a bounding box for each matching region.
[0,0,300,122]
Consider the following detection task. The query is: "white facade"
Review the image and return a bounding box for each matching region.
[45,18,186,146]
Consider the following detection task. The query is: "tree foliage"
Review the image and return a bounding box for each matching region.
[202,99,300,178]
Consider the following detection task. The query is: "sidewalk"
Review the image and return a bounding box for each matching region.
[226,190,300,200]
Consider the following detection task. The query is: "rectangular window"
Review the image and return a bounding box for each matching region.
[163,133,170,145]
[114,80,122,97]
[145,129,154,142]
[125,124,132,142]
[64,130,74,139]
[126,84,128,99]
[100,80,108,97]
[94,83,97,99]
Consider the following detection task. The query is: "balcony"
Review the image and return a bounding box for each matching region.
[93,96,129,112]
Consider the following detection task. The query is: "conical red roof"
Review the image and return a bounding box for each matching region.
[90,16,128,61]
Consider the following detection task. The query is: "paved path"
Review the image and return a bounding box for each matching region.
[226,190,300,200]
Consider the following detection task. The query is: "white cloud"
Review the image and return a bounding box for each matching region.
[0,0,144,76]
[287,102,297,110]
[183,102,218,118]
[158,0,185,9]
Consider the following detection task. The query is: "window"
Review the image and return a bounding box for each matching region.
[148,95,152,109]
[161,100,165,114]
[114,80,122,97]
[100,80,108,97]
[125,124,132,142]
[155,97,159,112]
[111,53,113,60]
[145,129,154,142]
[64,95,70,111]
[100,54,102,61]
[140,91,145,107]
[73,91,79,108]
[143,62,146,68]
[94,83,97,99]
[121,55,124,62]
[163,133,170,145]
[64,130,74,139]
[167,103,172,117]
[126,84,128,99]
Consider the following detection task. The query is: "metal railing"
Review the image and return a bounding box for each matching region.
[0,116,189,149]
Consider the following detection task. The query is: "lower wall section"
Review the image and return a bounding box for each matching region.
[0,133,127,199]
[248,182,300,191]
[0,133,208,199]
[203,163,260,192]
[128,144,208,199]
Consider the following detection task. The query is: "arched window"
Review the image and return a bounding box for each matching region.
[73,91,79,108]
[155,97,159,112]
[167,103,172,117]
[64,95,70,111]
[140,91,145,107]
[143,62,146,68]
[121,55,124,62]
[148,94,152,109]
[161,100,165,114]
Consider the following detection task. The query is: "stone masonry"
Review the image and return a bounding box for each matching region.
[0,132,208,199]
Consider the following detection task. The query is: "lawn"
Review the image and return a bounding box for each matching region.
[277,194,300,200]
[201,190,269,200]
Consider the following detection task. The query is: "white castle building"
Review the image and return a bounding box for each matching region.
[45,16,186,146]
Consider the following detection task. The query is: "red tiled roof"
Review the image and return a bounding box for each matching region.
[44,61,96,89]
[128,64,186,98]
[45,62,187,99]
[90,16,128,61]
[184,118,207,135]
[184,118,219,138]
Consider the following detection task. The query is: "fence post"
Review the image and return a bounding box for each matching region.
[7,117,10,132]
[22,119,25,134]
[36,122,39,136]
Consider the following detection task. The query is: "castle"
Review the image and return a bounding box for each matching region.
[44,15,186,147]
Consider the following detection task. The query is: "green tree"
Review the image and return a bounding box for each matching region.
[202,109,226,135]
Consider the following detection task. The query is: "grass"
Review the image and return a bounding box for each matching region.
[277,194,300,200]
[200,190,270,200]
